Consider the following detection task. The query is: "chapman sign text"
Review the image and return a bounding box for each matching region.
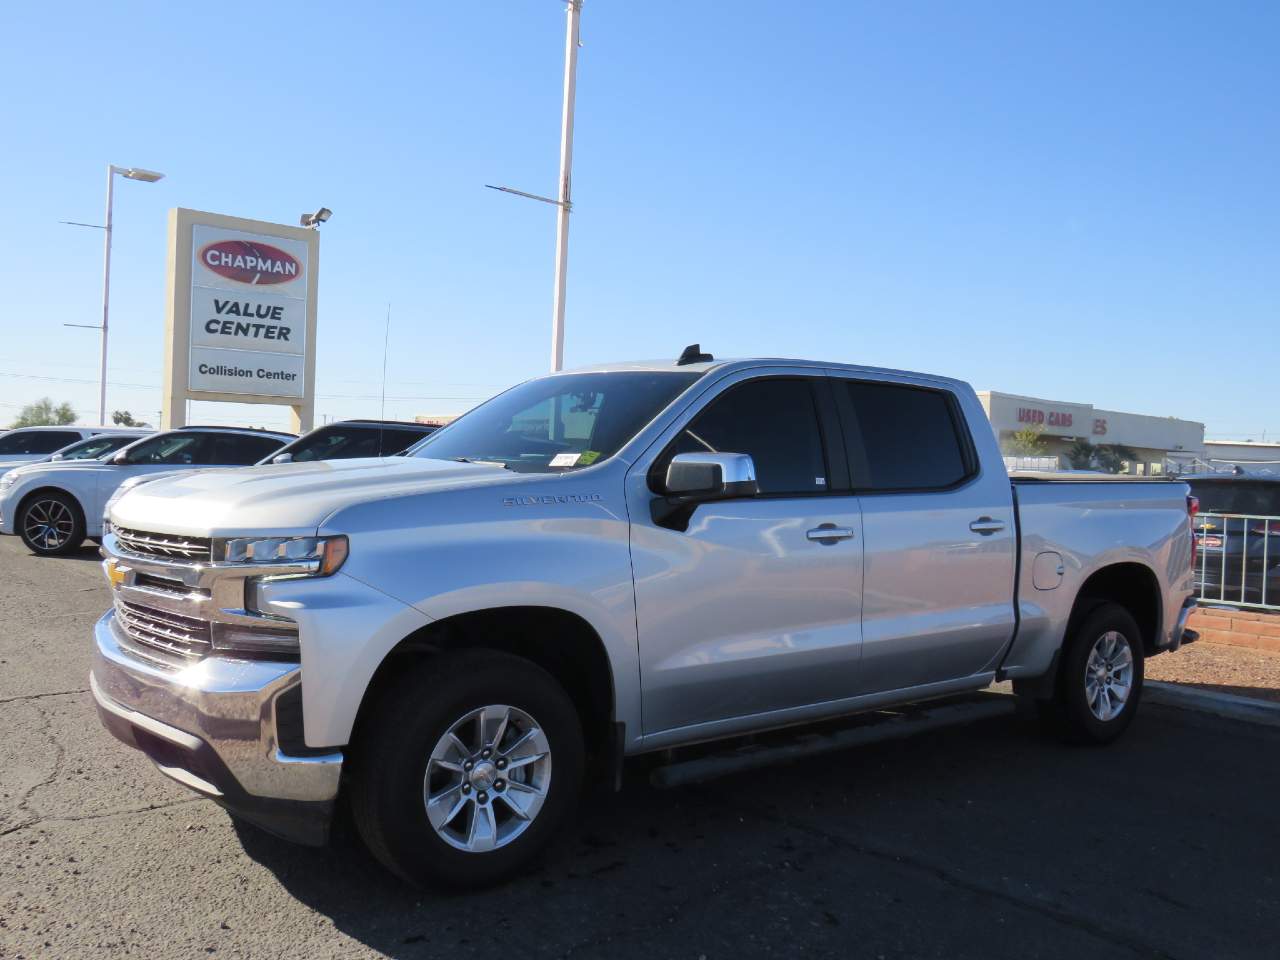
[188,226,309,398]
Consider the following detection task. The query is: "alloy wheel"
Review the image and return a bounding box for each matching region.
[23,498,76,552]
[423,704,552,853]
[1084,630,1134,722]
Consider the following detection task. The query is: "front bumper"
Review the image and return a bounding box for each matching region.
[91,610,343,845]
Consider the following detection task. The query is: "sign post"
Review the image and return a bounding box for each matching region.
[162,208,318,432]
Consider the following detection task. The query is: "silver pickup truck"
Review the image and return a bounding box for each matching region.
[92,351,1198,887]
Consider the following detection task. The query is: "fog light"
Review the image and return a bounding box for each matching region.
[211,620,300,659]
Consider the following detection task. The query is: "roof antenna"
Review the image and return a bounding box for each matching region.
[677,343,713,365]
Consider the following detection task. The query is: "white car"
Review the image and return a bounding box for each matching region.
[0,426,294,556]
[0,429,152,482]
[0,426,139,474]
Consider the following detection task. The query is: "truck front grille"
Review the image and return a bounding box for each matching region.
[114,526,214,563]
[115,600,213,669]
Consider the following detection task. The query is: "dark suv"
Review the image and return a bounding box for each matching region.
[1186,476,1280,606]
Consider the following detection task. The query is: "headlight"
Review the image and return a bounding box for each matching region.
[221,534,348,576]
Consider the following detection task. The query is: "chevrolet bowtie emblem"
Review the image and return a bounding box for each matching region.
[104,559,128,588]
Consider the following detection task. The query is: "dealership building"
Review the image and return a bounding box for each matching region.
[976,391,1205,475]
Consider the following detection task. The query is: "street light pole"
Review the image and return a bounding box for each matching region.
[62,165,164,426]
[486,1,583,373]
[97,164,116,427]
[549,0,581,373]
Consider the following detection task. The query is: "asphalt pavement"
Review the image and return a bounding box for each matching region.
[2,533,1277,959]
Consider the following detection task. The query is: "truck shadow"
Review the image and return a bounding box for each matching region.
[226,706,1280,959]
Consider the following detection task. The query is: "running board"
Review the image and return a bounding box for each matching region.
[649,697,1016,789]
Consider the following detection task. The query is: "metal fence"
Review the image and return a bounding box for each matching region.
[1194,512,1280,611]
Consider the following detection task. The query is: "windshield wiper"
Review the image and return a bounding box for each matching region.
[450,456,511,469]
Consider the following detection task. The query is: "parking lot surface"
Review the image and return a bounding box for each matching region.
[2,534,1278,960]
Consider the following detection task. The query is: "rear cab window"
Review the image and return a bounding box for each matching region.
[835,380,974,492]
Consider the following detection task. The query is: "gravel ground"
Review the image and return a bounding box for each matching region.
[1146,641,1280,703]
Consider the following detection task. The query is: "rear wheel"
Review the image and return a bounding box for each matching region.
[350,650,584,889]
[18,491,85,557]
[1042,602,1144,744]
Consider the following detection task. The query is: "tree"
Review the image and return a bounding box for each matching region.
[1093,444,1137,474]
[11,397,76,428]
[1066,439,1095,470]
[112,410,149,427]
[1004,425,1047,457]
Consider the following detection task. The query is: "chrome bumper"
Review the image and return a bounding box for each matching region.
[91,610,342,845]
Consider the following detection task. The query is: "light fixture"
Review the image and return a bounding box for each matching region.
[299,207,332,228]
[120,168,165,183]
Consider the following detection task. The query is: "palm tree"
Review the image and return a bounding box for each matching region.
[1067,439,1095,470]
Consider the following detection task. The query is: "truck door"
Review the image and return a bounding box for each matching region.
[828,374,1017,693]
[627,371,864,739]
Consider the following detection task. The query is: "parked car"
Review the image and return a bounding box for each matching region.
[93,350,1196,888]
[0,428,152,481]
[268,420,438,463]
[0,425,138,470]
[0,426,293,556]
[98,420,440,525]
[1186,476,1280,605]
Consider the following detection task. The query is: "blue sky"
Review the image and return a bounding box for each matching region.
[1,1,1276,438]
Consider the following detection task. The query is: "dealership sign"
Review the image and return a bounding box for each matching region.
[188,224,310,398]
[161,209,319,431]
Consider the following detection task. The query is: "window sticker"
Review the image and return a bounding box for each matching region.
[578,450,602,465]
[549,452,581,467]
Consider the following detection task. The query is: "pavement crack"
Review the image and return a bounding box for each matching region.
[0,687,89,706]
[722,792,1185,960]
[0,798,205,838]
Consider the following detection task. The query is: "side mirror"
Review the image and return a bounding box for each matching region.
[111,451,129,465]
[50,453,64,461]
[653,453,758,530]
[664,453,758,498]
[272,452,294,464]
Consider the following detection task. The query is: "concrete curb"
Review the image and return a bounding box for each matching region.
[1146,681,1280,729]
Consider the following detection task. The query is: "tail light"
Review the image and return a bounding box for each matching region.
[1250,520,1280,535]
[1188,495,1199,568]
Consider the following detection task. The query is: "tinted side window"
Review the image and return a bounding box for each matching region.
[841,381,970,491]
[377,427,431,455]
[205,434,285,465]
[124,434,208,465]
[664,379,828,496]
[0,430,81,455]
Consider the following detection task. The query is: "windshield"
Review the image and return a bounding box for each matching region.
[1189,479,1280,516]
[59,435,137,460]
[409,371,701,473]
[273,423,430,463]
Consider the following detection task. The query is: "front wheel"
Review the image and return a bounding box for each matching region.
[1042,602,1145,744]
[350,650,584,889]
[18,491,85,557]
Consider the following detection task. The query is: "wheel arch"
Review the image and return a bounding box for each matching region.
[1066,561,1163,656]
[15,485,87,534]
[351,605,618,765]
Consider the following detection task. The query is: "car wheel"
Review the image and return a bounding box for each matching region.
[350,649,584,889]
[1042,602,1144,745]
[18,491,85,557]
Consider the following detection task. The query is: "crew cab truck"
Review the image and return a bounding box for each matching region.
[92,352,1198,888]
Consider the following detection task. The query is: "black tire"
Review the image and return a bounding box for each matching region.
[17,490,85,557]
[350,649,584,889]
[1041,602,1144,745]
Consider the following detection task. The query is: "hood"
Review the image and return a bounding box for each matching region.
[109,456,515,535]
[4,459,109,481]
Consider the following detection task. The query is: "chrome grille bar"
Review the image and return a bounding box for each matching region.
[114,526,214,562]
[116,600,212,667]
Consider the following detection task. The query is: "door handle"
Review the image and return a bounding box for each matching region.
[969,517,1005,536]
[807,525,856,544]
